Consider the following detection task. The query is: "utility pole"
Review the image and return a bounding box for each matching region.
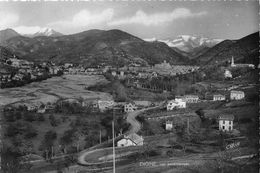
[100,129,102,144]
[112,107,116,173]
[45,149,48,160]
[112,121,116,173]
[187,117,190,136]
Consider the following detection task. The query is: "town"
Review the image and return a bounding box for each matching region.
[1,48,258,173]
[0,2,258,173]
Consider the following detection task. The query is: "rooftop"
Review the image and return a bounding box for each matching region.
[231,90,244,94]
[218,114,234,120]
[125,133,143,144]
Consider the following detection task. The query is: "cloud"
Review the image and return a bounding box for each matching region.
[108,8,207,26]
[49,8,114,29]
[0,12,19,30]
[13,26,42,35]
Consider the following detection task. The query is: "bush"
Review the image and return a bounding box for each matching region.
[24,131,38,139]
[49,114,59,127]
[38,114,45,121]
[23,113,36,122]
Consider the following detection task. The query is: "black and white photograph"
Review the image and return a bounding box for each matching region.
[0,0,259,173]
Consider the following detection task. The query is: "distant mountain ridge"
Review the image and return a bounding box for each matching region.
[1,29,189,67]
[0,29,21,44]
[30,28,63,37]
[144,35,223,53]
[1,28,258,67]
[15,27,63,37]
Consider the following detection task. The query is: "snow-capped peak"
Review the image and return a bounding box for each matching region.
[13,26,63,37]
[34,27,60,37]
[144,35,224,52]
[143,37,157,42]
[37,28,53,36]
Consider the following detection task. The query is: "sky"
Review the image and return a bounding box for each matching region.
[0,1,258,40]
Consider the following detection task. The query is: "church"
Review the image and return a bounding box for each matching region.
[230,56,255,68]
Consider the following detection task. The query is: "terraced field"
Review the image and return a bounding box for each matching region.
[0,75,112,106]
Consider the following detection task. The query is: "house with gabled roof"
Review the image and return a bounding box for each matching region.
[124,102,137,112]
[218,114,234,132]
[117,133,144,147]
[230,90,245,100]
[167,99,186,111]
[213,94,226,101]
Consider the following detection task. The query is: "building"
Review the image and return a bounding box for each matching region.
[27,104,38,111]
[165,120,173,131]
[154,60,172,70]
[124,103,137,112]
[230,90,245,100]
[64,63,73,68]
[111,71,117,76]
[224,69,232,78]
[98,100,114,112]
[218,114,234,131]
[231,56,254,68]
[213,94,226,101]
[167,99,186,110]
[37,107,46,113]
[133,100,151,107]
[183,95,199,103]
[117,133,144,147]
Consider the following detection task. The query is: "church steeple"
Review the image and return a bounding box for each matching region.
[231,56,235,67]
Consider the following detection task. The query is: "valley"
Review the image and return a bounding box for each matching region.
[0,25,258,173]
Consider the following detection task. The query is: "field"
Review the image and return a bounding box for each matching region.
[0,75,112,106]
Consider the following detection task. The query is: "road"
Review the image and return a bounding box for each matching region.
[77,106,160,166]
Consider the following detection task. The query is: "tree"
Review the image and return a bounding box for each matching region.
[49,114,58,127]
[37,114,45,121]
[23,113,36,122]
[39,130,57,151]
[60,129,76,146]
[1,147,22,173]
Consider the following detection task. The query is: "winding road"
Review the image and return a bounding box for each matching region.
[77,106,160,166]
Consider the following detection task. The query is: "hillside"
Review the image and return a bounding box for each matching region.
[0,29,20,44]
[172,46,210,59]
[0,46,17,60]
[1,29,189,67]
[196,32,259,66]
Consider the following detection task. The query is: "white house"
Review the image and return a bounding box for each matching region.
[111,71,117,76]
[165,120,173,131]
[124,103,137,112]
[230,90,245,100]
[37,106,46,113]
[224,69,232,78]
[183,95,199,103]
[213,94,226,101]
[133,100,151,107]
[218,114,234,131]
[117,133,144,147]
[27,104,38,111]
[167,99,186,111]
[98,100,114,112]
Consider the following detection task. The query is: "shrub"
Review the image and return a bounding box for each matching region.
[38,114,45,121]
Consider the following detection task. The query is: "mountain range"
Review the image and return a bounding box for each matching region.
[0,28,258,67]
[25,27,63,38]
[0,28,63,44]
[0,29,189,66]
[144,35,223,59]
